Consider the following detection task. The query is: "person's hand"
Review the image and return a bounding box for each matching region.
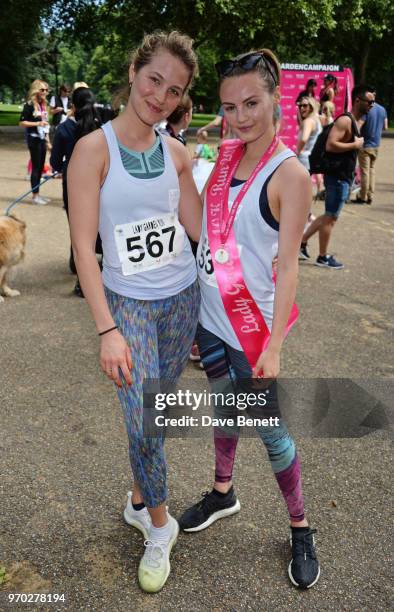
[100,329,133,388]
[354,136,364,149]
[196,127,203,136]
[39,120,49,127]
[56,106,64,113]
[252,347,280,379]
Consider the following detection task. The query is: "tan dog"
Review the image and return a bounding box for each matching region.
[0,214,26,302]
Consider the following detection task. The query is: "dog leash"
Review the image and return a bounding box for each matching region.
[5,172,59,216]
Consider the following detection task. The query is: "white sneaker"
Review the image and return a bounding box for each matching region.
[40,196,51,203]
[32,195,48,206]
[138,515,179,593]
[123,491,151,539]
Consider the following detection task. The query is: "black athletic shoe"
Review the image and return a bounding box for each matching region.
[179,488,241,532]
[352,196,367,205]
[73,279,84,298]
[69,249,77,274]
[315,254,344,269]
[288,527,320,589]
[299,243,310,260]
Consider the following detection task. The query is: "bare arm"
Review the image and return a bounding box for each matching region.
[167,138,203,242]
[19,120,47,128]
[68,131,132,387]
[197,114,222,135]
[296,117,314,155]
[326,116,363,152]
[383,117,388,130]
[253,159,311,377]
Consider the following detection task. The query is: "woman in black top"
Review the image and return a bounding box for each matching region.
[19,79,50,205]
[50,87,102,295]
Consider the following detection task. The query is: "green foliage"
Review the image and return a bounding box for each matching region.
[1,0,393,114]
[0,566,7,585]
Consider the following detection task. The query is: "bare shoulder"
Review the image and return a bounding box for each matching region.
[332,114,352,130]
[165,136,189,174]
[274,154,310,189]
[72,128,107,158]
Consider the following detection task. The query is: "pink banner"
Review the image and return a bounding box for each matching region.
[279,64,354,151]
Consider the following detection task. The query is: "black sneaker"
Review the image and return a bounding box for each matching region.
[288,527,320,589]
[352,196,367,205]
[315,254,344,269]
[69,248,77,274]
[299,243,310,260]
[73,279,84,298]
[179,488,241,532]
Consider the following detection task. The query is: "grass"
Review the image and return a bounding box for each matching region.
[0,104,216,128]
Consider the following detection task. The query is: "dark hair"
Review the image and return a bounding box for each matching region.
[71,87,101,140]
[307,79,317,88]
[166,94,192,125]
[351,84,375,104]
[131,30,199,90]
[60,83,70,93]
[218,48,281,93]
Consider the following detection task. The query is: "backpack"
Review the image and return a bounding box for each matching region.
[309,112,358,176]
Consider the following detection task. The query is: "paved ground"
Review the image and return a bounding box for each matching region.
[0,131,393,611]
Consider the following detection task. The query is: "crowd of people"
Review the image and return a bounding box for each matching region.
[294,75,388,268]
[14,31,389,596]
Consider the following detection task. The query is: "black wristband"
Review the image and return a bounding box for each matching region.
[98,325,118,337]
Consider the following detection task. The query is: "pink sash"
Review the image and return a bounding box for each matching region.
[206,138,298,371]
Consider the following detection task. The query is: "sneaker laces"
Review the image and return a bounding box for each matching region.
[292,529,317,561]
[197,490,220,512]
[142,540,166,569]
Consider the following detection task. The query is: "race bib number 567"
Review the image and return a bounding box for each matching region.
[114,213,185,276]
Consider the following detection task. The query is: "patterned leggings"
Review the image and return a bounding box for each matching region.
[105,281,200,508]
[196,323,305,522]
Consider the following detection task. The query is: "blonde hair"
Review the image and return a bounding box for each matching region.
[73,81,89,91]
[321,100,335,120]
[299,96,319,117]
[27,79,48,111]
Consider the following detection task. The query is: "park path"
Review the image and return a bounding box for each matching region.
[0,132,392,611]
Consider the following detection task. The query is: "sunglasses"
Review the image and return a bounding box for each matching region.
[39,88,49,92]
[358,97,375,106]
[215,52,278,86]
[298,103,309,109]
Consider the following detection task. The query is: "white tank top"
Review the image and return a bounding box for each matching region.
[197,148,295,349]
[99,121,196,300]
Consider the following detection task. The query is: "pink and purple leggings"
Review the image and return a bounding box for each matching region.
[196,323,305,522]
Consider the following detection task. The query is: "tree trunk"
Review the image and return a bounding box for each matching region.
[357,39,370,83]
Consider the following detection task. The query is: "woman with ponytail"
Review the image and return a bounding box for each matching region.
[50,87,102,294]
[179,48,321,590]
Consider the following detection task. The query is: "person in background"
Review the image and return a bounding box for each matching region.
[296,97,322,170]
[193,130,215,163]
[353,88,388,205]
[159,94,193,144]
[295,78,317,104]
[319,74,337,106]
[319,101,335,127]
[49,83,71,130]
[296,96,322,227]
[19,79,51,205]
[300,84,374,269]
[50,87,102,295]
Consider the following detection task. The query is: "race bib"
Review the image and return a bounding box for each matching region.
[197,234,218,288]
[114,212,185,276]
